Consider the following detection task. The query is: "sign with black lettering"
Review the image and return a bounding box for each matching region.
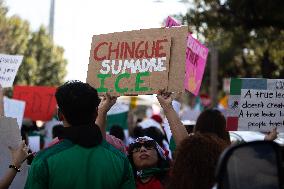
[0,54,23,88]
[4,97,25,128]
[227,78,284,132]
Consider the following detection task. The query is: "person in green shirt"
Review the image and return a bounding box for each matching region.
[24,81,135,189]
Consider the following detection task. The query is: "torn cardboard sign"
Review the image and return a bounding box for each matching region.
[87,26,187,96]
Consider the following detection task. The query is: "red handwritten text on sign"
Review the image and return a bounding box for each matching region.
[93,39,168,61]
[13,86,57,121]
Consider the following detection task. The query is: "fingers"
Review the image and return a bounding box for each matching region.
[163,92,172,99]
[105,93,117,104]
[157,89,164,96]
[23,145,29,152]
[265,128,278,141]
[110,95,117,101]
[157,89,170,96]
[21,152,33,163]
[111,97,117,104]
[102,93,117,102]
[105,92,111,99]
[157,89,174,104]
[272,127,277,132]
[272,127,279,136]
[18,140,29,153]
[20,140,26,147]
[100,93,107,100]
[270,128,278,135]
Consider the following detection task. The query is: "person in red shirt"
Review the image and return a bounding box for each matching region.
[128,136,170,189]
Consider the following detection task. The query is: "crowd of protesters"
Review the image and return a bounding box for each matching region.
[0,81,278,189]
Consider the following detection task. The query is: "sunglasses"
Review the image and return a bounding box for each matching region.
[130,140,156,153]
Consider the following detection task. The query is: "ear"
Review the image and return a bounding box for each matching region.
[57,109,65,121]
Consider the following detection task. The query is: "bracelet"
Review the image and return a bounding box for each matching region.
[9,165,21,172]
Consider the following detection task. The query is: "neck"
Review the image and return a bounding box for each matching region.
[58,124,102,148]
[63,120,70,127]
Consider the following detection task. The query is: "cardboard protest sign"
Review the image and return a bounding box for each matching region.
[0,54,23,88]
[13,86,57,121]
[0,117,29,189]
[87,26,188,95]
[227,78,284,132]
[4,97,26,128]
[165,16,180,27]
[165,20,208,95]
[184,34,209,96]
[87,32,171,95]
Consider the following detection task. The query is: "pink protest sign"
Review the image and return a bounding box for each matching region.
[184,34,209,96]
[165,16,180,27]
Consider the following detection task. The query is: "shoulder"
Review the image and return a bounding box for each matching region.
[106,134,127,154]
[100,139,128,160]
[100,140,133,176]
[24,141,73,189]
[33,139,74,163]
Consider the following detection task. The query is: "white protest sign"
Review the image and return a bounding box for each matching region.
[227,78,284,132]
[28,136,40,152]
[239,89,284,131]
[0,54,23,88]
[0,117,29,189]
[4,96,26,128]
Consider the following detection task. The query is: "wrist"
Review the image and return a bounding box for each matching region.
[11,161,22,168]
[98,108,108,114]
[162,105,174,113]
[9,164,21,172]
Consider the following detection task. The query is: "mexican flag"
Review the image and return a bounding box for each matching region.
[227,78,284,132]
[106,103,129,131]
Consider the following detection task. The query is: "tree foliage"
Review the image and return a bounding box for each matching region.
[179,0,284,91]
[0,0,67,86]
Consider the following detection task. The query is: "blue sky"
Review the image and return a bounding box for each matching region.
[5,0,189,81]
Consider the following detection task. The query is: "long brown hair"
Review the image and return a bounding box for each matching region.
[168,134,227,189]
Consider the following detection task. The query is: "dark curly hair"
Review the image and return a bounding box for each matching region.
[55,80,101,126]
[194,109,231,144]
[167,134,227,189]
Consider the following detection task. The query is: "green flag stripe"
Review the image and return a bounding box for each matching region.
[230,78,242,95]
[106,111,128,131]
